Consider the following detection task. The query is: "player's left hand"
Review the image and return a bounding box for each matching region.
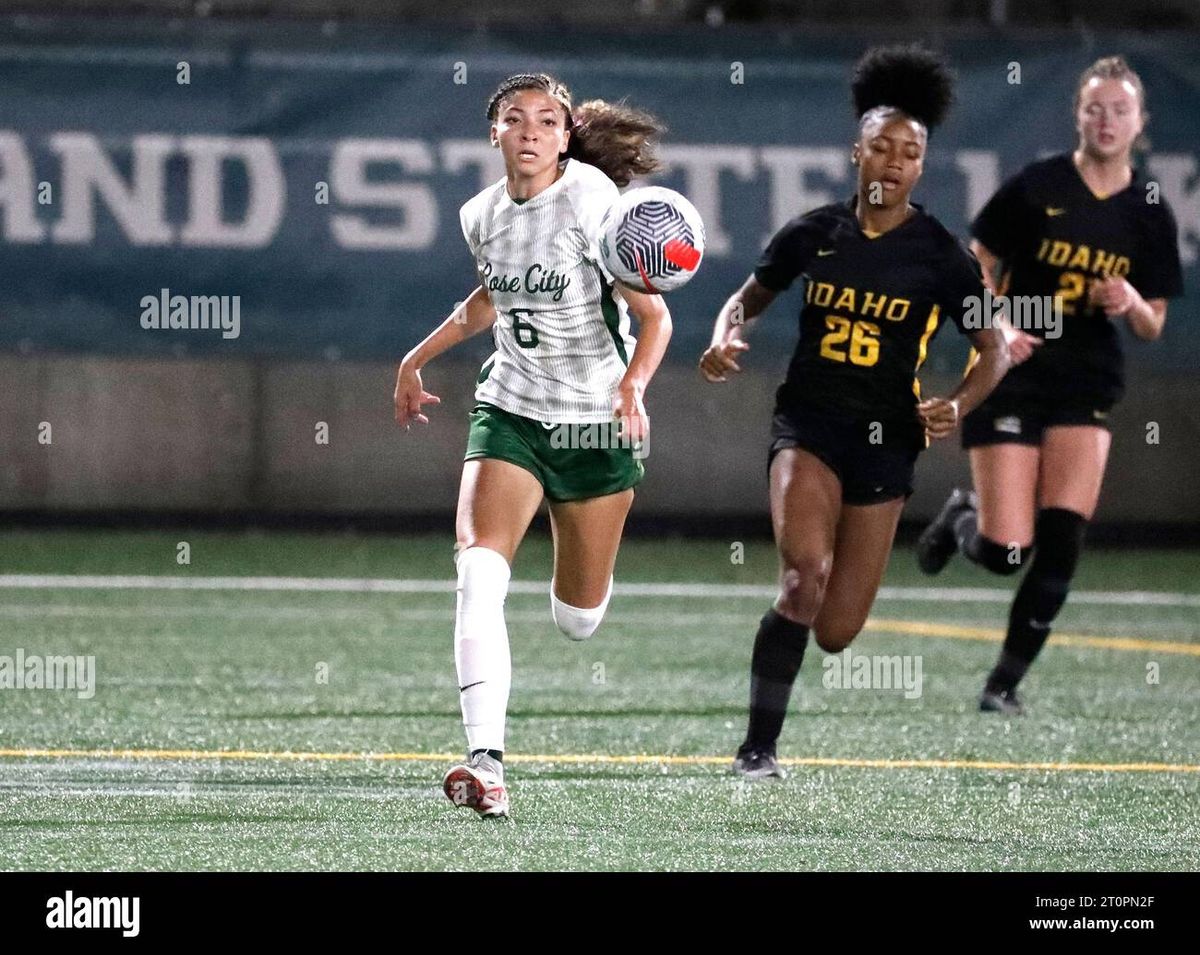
[1089,276,1139,317]
[917,397,960,440]
[613,381,649,445]
[1001,322,1043,365]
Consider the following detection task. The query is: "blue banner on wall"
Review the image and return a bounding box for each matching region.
[1,17,1196,371]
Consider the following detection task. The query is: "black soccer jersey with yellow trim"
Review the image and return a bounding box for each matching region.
[971,153,1183,405]
[755,197,983,437]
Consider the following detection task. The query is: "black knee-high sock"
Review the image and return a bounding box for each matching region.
[953,509,1029,575]
[987,507,1088,692]
[743,609,810,750]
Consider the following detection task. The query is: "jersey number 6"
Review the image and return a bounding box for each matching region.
[510,308,540,349]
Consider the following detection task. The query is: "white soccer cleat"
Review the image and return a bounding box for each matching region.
[442,752,509,819]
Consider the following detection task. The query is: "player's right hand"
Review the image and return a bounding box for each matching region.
[394,362,441,429]
[699,340,750,383]
[917,396,960,440]
[1001,322,1042,365]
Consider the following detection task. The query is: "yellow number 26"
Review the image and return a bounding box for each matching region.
[820,315,880,367]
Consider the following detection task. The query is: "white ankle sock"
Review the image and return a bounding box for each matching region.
[453,547,511,753]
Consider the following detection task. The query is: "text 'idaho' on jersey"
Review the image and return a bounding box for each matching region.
[458,158,635,425]
[754,197,985,442]
[971,152,1183,405]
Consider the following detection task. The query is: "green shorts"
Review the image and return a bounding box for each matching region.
[464,402,644,503]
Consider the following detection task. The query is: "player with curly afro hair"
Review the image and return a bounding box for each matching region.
[701,46,1011,778]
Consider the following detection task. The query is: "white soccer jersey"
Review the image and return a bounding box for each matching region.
[458,158,635,424]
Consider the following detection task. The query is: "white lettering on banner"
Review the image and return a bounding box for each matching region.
[50,132,174,245]
[178,136,285,248]
[954,149,1001,223]
[757,146,846,243]
[329,138,437,250]
[440,139,507,195]
[656,144,756,256]
[0,131,46,242]
[0,131,1195,266]
[1147,154,1200,265]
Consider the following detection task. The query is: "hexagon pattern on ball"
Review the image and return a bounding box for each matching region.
[600,186,706,293]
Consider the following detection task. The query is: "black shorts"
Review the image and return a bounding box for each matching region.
[769,406,921,506]
[961,390,1113,449]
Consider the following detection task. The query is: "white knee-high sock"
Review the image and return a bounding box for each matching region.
[453,546,511,754]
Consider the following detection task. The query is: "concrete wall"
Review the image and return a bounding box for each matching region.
[5,353,1199,525]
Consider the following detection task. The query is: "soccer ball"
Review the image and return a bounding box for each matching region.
[599,187,705,293]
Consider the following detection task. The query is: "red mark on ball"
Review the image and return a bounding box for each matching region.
[663,238,701,270]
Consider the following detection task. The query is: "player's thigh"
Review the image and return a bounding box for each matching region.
[1038,425,1112,519]
[769,447,841,589]
[813,496,906,651]
[969,443,1039,546]
[455,458,545,564]
[548,488,635,607]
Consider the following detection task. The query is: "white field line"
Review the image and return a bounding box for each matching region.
[0,604,1193,642]
[2,574,1199,607]
[0,604,748,625]
[3,747,1200,775]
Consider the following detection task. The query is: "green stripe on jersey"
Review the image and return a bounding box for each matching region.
[595,265,628,366]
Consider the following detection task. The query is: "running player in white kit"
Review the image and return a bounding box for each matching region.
[394,74,672,819]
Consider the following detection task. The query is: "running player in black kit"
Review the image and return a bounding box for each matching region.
[700,46,1010,778]
[917,56,1184,715]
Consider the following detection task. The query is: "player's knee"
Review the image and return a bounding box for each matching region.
[455,546,511,611]
[1033,508,1088,577]
[813,622,862,654]
[1009,510,1087,628]
[777,552,831,619]
[551,577,612,641]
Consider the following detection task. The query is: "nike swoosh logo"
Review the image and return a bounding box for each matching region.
[817,248,836,256]
[1045,207,1066,216]
[459,680,485,692]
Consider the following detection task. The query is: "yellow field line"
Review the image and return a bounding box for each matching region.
[866,618,1200,657]
[1,748,1197,774]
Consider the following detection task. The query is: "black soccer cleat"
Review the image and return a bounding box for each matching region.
[979,685,1024,716]
[916,487,977,576]
[732,745,787,780]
